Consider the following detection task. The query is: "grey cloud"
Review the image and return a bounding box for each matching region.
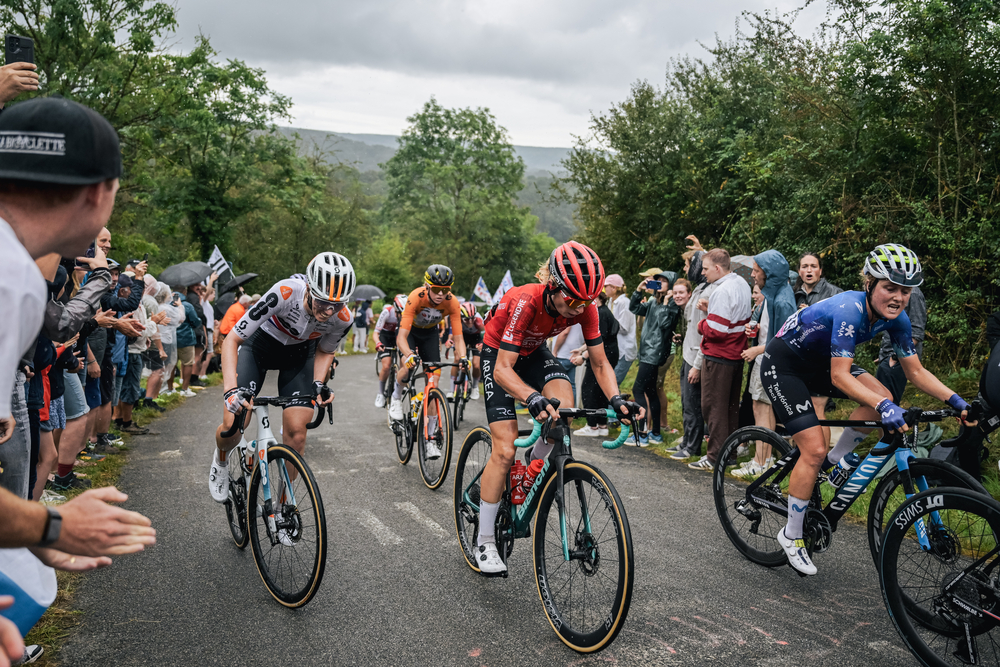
[177,0,811,87]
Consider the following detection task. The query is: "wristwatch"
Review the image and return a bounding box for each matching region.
[38,506,62,547]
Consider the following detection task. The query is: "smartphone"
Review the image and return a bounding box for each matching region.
[646,280,662,291]
[5,34,33,65]
[143,252,149,263]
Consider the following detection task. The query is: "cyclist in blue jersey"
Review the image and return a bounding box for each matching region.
[760,243,975,575]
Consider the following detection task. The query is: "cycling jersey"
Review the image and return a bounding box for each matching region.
[399,287,462,332]
[373,305,401,337]
[232,278,352,354]
[776,291,916,361]
[483,283,601,356]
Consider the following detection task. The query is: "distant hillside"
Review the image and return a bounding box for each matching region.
[277,126,570,175]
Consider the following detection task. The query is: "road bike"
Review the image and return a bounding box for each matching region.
[453,402,634,653]
[221,395,330,607]
[713,405,988,574]
[450,347,475,428]
[391,353,457,490]
[879,485,1000,666]
[377,345,400,423]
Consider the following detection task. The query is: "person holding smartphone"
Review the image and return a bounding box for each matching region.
[628,271,681,446]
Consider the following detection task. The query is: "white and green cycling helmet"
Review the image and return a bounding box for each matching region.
[863,243,923,287]
[306,252,356,302]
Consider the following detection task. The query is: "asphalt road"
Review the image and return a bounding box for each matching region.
[63,354,918,666]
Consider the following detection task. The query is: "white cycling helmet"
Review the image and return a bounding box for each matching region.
[863,243,923,287]
[306,252,356,302]
[393,293,407,311]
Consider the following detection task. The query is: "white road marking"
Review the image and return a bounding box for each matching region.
[159,450,182,458]
[395,502,449,540]
[359,511,403,546]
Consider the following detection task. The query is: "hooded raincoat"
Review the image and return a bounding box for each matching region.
[753,249,797,343]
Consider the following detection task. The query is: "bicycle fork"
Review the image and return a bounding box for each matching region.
[893,450,945,552]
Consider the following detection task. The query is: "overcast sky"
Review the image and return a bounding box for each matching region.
[172,0,825,147]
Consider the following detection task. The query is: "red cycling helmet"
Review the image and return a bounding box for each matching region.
[548,241,605,302]
[460,302,476,318]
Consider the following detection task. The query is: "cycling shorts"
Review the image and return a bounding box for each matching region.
[480,344,570,423]
[462,332,482,357]
[235,329,316,409]
[376,331,396,360]
[760,336,868,435]
[407,326,441,366]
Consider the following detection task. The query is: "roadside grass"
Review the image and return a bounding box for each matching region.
[24,371,221,666]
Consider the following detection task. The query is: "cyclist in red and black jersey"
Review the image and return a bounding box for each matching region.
[474,242,643,575]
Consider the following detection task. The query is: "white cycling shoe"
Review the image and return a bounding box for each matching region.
[209,450,229,503]
[374,393,386,408]
[471,386,480,400]
[778,528,817,576]
[424,441,442,460]
[388,398,404,421]
[477,542,506,575]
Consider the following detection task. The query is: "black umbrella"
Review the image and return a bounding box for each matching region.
[220,272,258,295]
[158,261,213,287]
[215,291,237,321]
[353,284,386,301]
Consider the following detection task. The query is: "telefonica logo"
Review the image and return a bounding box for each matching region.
[0,131,66,155]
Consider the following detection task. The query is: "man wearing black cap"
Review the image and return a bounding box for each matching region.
[0,96,122,498]
[0,99,155,663]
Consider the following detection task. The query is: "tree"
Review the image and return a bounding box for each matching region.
[563,1,1000,369]
[382,98,555,292]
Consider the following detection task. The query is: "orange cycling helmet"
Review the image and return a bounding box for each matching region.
[548,241,605,302]
[460,302,476,318]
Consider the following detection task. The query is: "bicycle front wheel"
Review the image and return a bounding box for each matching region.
[867,459,986,568]
[454,427,492,572]
[417,387,452,490]
[452,374,466,427]
[713,426,793,567]
[248,445,327,607]
[533,461,634,653]
[880,487,1000,667]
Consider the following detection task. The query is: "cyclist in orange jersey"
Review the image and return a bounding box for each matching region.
[388,264,467,421]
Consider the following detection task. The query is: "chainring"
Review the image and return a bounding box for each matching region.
[804,508,833,554]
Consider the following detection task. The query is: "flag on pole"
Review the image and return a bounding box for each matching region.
[473,277,493,306]
[492,270,514,304]
[207,245,234,285]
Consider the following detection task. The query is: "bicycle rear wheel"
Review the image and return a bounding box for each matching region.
[248,445,327,607]
[395,385,413,465]
[868,459,986,568]
[454,427,492,572]
[418,387,452,490]
[226,449,249,549]
[880,487,1000,666]
[713,426,793,567]
[533,461,633,653]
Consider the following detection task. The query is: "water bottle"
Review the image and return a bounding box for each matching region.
[510,461,527,504]
[827,452,861,489]
[520,459,545,497]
